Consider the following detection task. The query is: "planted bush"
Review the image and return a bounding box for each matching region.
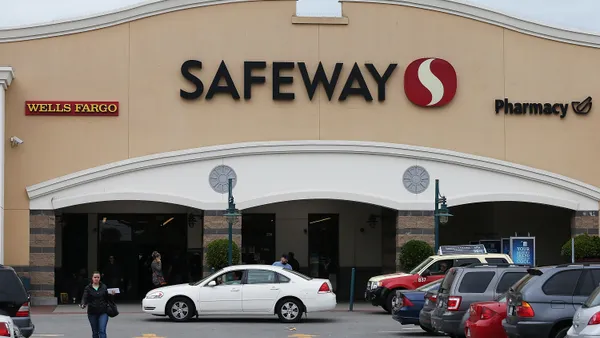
[561,234,600,261]
[398,240,434,272]
[205,239,241,271]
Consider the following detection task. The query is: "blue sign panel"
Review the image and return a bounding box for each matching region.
[480,240,502,254]
[501,238,510,255]
[510,237,535,266]
[438,244,487,255]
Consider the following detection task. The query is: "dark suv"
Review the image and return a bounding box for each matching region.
[503,263,600,338]
[0,265,34,337]
[431,263,529,337]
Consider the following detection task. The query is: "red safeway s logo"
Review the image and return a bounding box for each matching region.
[404,58,457,108]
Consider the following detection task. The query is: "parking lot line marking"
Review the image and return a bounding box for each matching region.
[32,335,65,337]
[288,334,318,338]
[133,334,165,338]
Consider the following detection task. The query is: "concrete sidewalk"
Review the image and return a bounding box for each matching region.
[35,301,383,315]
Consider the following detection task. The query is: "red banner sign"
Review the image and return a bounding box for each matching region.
[25,101,119,116]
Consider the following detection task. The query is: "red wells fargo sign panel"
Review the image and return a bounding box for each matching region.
[25,101,119,116]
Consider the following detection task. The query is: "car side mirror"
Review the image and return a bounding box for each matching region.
[207,280,216,287]
[421,270,431,277]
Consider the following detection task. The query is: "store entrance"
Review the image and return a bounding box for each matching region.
[307,214,339,291]
[241,213,276,265]
[97,214,188,301]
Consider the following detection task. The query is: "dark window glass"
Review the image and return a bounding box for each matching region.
[486,258,509,264]
[542,270,582,296]
[0,270,28,301]
[590,269,600,287]
[278,273,290,283]
[458,271,495,293]
[428,259,454,276]
[496,272,527,293]
[575,270,596,296]
[454,258,480,267]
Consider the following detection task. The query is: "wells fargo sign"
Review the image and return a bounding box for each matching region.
[25,101,119,116]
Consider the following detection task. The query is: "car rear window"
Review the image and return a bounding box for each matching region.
[542,269,582,296]
[0,270,28,302]
[440,268,458,293]
[417,280,441,292]
[283,269,312,280]
[458,271,495,293]
[486,258,509,264]
[584,285,600,308]
[511,269,544,293]
[496,272,527,293]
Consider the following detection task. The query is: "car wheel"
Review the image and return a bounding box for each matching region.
[385,291,397,314]
[420,324,434,333]
[554,327,569,338]
[166,297,195,322]
[276,298,304,323]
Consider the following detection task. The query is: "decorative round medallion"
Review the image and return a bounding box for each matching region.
[209,165,237,194]
[403,165,430,194]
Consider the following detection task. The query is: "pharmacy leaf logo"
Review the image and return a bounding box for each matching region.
[572,96,592,115]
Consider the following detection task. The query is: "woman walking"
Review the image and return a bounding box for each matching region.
[151,251,166,288]
[80,271,116,338]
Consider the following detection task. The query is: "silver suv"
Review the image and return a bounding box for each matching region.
[431,263,529,337]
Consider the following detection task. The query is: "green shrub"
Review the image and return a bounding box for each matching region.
[561,234,600,260]
[398,240,434,272]
[205,239,241,270]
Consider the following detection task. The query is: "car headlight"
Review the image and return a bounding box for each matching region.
[146,291,164,299]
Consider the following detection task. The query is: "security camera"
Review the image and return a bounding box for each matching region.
[10,136,23,147]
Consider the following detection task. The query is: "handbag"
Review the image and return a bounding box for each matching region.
[106,299,119,318]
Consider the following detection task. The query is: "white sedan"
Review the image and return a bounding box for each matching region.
[142,264,337,323]
[0,315,23,337]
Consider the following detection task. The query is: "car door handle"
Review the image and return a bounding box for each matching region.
[270,287,280,290]
[231,288,240,292]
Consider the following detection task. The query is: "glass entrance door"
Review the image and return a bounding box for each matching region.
[307,214,339,291]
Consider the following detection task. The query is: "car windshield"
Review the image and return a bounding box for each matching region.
[191,270,224,286]
[417,279,442,291]
[409,257,433,274]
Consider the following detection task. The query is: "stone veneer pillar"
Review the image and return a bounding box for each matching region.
[572,210,599,236]
[28,210,57,305]
[202,210,242,277]
[396,210,434,271]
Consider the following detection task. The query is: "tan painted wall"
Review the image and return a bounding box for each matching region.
[1,0,599,264]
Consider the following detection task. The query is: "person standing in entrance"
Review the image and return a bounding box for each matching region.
[151,251,166,288]
[80,271,116,338]
[287,252,300,271]
[272,254,293,270]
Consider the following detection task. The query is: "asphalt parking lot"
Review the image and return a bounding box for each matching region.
[29,304,441,338]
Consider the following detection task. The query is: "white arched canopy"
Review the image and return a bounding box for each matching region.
[26,140,600,211]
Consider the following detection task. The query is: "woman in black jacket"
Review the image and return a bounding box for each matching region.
[80,271,116,338]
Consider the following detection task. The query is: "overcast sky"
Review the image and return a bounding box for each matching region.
[0,0,599,34]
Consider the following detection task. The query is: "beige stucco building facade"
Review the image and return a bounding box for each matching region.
[0,0,599,304]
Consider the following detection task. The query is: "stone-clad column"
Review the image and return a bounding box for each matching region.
[202,210,242,276]
[29,210,57,305]
[572,210,599,236]
[0,67,14,264]
[396,210,434,271]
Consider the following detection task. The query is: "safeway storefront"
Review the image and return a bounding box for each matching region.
[1,0,599,305]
